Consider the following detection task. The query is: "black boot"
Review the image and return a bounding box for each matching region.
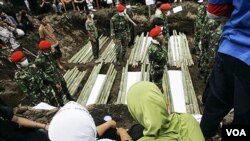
[66,93,76,101]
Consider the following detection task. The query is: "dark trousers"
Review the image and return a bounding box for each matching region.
[90,38,99,58]
[200,52,250,137]
[128,23,135,46]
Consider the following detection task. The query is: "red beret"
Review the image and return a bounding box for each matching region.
[149,26,162,38]
[39,40,51,50]
[11,51,25,62]
[116,4,125,12]
[160,3,171,11]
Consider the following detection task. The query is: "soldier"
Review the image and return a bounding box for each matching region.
[110,4,130,65]
[85,11,99,59]
[10,51,56,106]
[148,26,167,89]
[155,3,171,40]
[35,40,75,106]
[192,2,206,54]
[125,4,137,47]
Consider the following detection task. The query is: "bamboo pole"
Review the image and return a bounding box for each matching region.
[77,63,103,106]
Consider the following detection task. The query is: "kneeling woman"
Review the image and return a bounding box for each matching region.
[127,81,205,141]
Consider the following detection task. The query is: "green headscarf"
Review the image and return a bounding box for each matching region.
[127,81,204,141]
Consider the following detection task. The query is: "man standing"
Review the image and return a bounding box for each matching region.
[35,40,75,106]
[38,15,64,70]
[125,4,137,48]
[110,4,130,65]
[200,0,250,139]
[148,26,167,89]
[11,51,55,106]
[85,11,99,59]
[155,3,171,40]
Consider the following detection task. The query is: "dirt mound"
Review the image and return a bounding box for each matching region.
[15,104,136,129]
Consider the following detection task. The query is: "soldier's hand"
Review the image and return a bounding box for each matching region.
[92,38,96,43]
[56,84,62,92]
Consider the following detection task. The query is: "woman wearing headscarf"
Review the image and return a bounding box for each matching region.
[49,101,132,141]
[127,81,205,141]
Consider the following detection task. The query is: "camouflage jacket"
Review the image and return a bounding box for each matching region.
[148,40,168,67]
[35,52,62,85]
[85,19,98,39]
[110,14,130,39]
[14,64,43,94]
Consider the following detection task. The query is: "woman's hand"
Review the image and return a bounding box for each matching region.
[107,120,116,128]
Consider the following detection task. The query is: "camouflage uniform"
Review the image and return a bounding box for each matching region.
[14,64,55,105]
[193,4,206,54]
[148,41,167,88]
[110,13,130,63]
[159,14,170,40]
[85,19,99,58]
[198,17,222,82]
[35,52,70,106]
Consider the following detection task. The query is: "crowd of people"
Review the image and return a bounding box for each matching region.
[1,0,250,141]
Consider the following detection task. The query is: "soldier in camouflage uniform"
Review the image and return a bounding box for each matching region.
[10,51,56,106]
[198,17,223,82]
[148,26,167,89]
[35,40,75,106]
[155,3,172,41]
[85,11,99,59]
[193,3,206,54]
[110,4,130,65]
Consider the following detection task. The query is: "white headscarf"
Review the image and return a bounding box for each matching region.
[49,102,97,141]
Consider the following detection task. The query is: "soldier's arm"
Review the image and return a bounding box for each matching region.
[14,77,28,94]
[35,57,56,84]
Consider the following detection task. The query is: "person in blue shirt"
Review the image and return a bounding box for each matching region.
[200,0,250,139]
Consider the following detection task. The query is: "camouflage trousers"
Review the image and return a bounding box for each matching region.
[90,38,99,58]
[52,76,72,106]
[27,86,56,106]
[150,64,165,89]
[40,86,59,106]
[193,29,202,54]
[114,35,129,62]
[198,52,214,83]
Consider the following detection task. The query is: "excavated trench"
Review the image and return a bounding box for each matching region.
[0,0,215,132]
